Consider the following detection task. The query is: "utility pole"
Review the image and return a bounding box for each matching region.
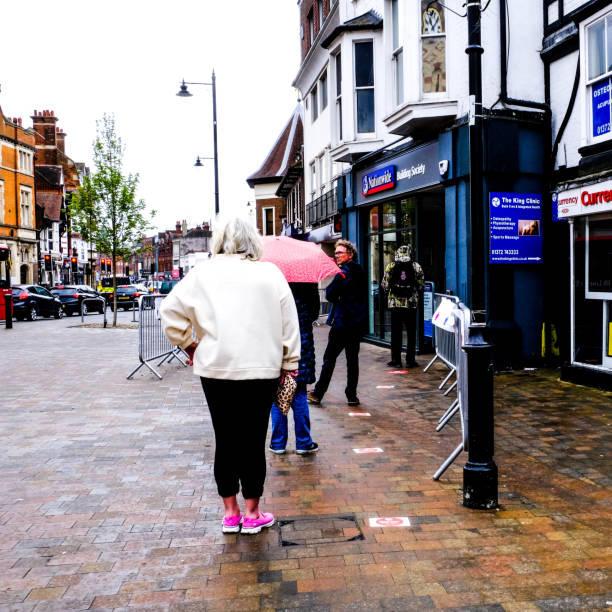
[463,0,498,509]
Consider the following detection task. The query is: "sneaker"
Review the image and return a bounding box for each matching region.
[387,360,402,368]
[241,512,275,535]
[296,442,319,456]
[268,446,286,455]
[307,391,321,405]
[222,514,243,534]
[347,397,360,406]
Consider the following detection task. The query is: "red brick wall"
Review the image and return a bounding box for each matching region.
[256,198,285,236]
[300,0,331,60]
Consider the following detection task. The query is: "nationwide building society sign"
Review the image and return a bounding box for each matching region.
[362,165,396,196]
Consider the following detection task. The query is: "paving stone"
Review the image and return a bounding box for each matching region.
[0,314,610,610]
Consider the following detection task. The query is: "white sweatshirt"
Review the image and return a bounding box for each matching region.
[160,254,300,380]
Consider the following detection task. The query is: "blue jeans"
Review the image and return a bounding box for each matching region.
[270,388,313,451]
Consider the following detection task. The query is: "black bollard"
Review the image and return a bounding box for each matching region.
[462,320,498,509]
[4,294,13,329]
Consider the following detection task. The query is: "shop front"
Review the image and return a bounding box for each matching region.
[557,179,612,390]
[351,141,445,346]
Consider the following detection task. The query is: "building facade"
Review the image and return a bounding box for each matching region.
[0,108,37,284]
[294,0,548,366]
[545,0,612,389]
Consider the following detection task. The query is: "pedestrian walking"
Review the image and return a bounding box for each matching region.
[160,217,300,535]
[381,245,424,368]
[269,282,320,456]
[307,239,368,406]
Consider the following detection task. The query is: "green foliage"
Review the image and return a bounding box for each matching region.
[69,114,155,266]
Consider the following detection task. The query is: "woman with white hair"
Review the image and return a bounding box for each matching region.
[160,217,300,535]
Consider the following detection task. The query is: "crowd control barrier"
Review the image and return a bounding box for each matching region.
[423,294,460,393]
[127,295,189,380]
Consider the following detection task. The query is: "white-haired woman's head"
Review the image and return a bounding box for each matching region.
[211,217,263,261]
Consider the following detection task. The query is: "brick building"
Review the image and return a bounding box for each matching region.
[246,107,304,236]
[0,107,37,284]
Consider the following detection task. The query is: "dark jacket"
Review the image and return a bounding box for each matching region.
[290,283,320,386]
[325,260,368,333]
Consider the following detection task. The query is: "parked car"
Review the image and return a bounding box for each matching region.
[107,285,144,311]
[50,285,105,316]
[11,284,64,321]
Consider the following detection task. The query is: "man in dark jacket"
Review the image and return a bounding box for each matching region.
[308,240,367,406]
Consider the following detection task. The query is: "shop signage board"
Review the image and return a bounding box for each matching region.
[423,281,434,337]
[556,177,612,218]
[355,142,440,206]
[489,192,543,264]
[592,77,611,139]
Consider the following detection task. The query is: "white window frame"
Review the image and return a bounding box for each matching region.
[18,148,33,174]
[391,0,404,106]
[262,207,275,236]
[311,84,319,122]
[354,39,376,135]
[333,49,343,143]
[310,162,317,202]
[420,1,447,97]
[318,0,324,28]
[20,186,33,227]
[582,8,612,146]
[320,69,328,111]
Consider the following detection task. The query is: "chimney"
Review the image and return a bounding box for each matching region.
[56,127,66,155]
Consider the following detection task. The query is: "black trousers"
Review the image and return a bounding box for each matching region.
[200,377,277,499]
[313,326,361,400]
[390,307,417,364]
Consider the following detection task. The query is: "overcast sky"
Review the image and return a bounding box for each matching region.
[0,0,300,233]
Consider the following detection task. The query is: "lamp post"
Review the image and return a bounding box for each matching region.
[177,71,220,216]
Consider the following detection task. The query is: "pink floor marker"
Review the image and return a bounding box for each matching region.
[348,412,371,417]
[388,370,409,374]
[376,385,395,389]
[368,517,411,527]
[353,447,383,454]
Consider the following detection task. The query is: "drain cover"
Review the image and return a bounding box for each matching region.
[277,514,364,547]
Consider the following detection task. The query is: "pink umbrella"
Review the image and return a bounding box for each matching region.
[261,236,342,283]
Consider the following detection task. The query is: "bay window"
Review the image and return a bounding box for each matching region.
[355,41,375,133]
[586,11,612,141]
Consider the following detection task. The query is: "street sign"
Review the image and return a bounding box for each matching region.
[489,192,543,264]
[423,281,434,337]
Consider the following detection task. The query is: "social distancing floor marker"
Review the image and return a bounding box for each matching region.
[348,412,371,417]
[368,517,411,527]
[376,385,395,389]
[388,370,408,374]
[353,447,383,454]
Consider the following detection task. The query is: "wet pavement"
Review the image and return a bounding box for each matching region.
[0,313,610,611]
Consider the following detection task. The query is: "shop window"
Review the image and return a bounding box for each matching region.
[585,216,612,298]
[586,11,612,142]
[320,70,328,110]
[311,84,319,122]
[391,0,404,106]
[354,41,375,133]
[421,1,446,94]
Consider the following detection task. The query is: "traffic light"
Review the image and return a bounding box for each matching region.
[44,254,52,271]
[71,256,78,274]
[333,213,342,234]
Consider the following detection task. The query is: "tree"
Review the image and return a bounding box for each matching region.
[69,114,155,326]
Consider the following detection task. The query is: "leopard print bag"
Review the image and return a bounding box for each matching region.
[276,372,298,416]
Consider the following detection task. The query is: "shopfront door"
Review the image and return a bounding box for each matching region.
[366,191,445,344]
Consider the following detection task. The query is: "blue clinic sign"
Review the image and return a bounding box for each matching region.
[592,77,611,139]
[362,165,396,197]
[489,192,543,264]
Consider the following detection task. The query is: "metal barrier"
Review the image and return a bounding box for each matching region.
[423,294,460,391]
[127,295,189,380]
[80,296,107,324]
[433,301,471,480]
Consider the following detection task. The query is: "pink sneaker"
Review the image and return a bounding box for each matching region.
[241,512,275,535]
[222,514,243,533]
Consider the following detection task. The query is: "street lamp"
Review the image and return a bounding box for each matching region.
[177,71,220,216]
[194,156,214,167]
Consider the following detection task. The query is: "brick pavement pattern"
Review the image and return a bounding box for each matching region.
[0,312,611,611]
